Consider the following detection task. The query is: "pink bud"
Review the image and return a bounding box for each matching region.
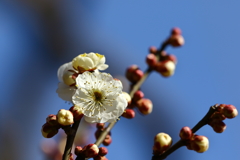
[210,112,226,121]
[83,144,99,158]
[75,146,83,156]
[125,65,144,83]
[103,135,112,146]
[122,109,135,119]
[98,147,108,156]
[168,35,184,47]
[69,105,84,120]
[146,54,158,68]
[208,119,226,133]
[133,90,144,102]
[220,104,238,119]
[46,114,59,126]
[153,133,172,155]
[149,46,158,54]
[136,98,153,115]
[94,155,108,160]
[171,27,182,35]
[165,54,177,64]
[190,135,209,153]
[96,123,105,129]
[179,126,193,140]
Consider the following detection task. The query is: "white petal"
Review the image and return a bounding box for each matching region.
[57,62,73,82]
[87,52,99,66]
[97,64,109,70]
[56,82,76,102]
[99,56,106,65]
[78,57,95,70]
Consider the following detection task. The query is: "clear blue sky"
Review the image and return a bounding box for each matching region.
[0,1,240,160]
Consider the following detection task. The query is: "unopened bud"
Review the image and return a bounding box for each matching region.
[179,126,193,140]
[208,119,226,133]
[133,90,144,102]
[146,54,158,68]
[155,61,175,77]
[168,35,184,47]
[103,135,112,146]
[98,147,108,156]
[153,133,172,155]
[83,144,99,158]
[122,92,131,104]
[136,98,153,115]
[220,104,238,119]
[75,146,83,156]
[165,54,177,64]
[171,27,182,35]
[57,109,74,126]
[149,46,158,54]
[41,123,58,138]
[69,105,83,120]
[96,123,105,129]
[125,65,143,83]
[122,109,135,119]
[191,135,209,153]
[46,114,59,126]
[210,112,226,121]
[63,71,76,86]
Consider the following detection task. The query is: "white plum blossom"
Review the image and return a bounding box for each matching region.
[72,71,127,123]
[72,52,108,73]
[56,53,109,102]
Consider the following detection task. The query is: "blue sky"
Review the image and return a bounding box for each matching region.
[0,1,240,160]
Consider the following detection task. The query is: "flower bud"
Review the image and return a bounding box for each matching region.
[208,119,226,133]
[133,90,144,102]
[122,109,135,119]
[165,54,177,64]
[191,135,209,153]
[98,147,108,156]
[179,126,193,140]
[153,133,172,155]
[168,35,184,47]
[210,112,226,121]
[83,144,99,158]
[41,123,59,138]
[155,61,175,77]
[57,109,74,126]
[122,92,131,104]
[146,54,158,68]
[69,105,84,120]
[75,146,83,156]
[125,65,143,83]
[220,104,238,119]
[103,135,112,146]
[96,123,105,129]
[149,46,158,54]
[136,98,153,115]
[63,71,76,86]
[171,27,182,35]
[46,114,59,126]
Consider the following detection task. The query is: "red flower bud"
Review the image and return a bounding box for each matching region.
[179,126,193,140]
[122,109,135,119]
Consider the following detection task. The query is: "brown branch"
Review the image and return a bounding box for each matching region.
[62,119,81,160]
[152,105,218,160]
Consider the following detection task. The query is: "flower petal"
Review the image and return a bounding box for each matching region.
[56,82,76,102]
[57,62,73,82]
[97,64,109,70]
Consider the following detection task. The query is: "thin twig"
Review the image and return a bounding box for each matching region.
[152,105,218,160]
[62,119,81,160]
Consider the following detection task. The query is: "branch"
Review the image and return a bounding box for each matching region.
[152,105,218,160]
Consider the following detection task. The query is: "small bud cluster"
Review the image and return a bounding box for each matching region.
[153,132,172,155]
[208,104,238,133]
[95,123,112,146]
[75,144,108,160]
[121,90,153,118]
[41,105,83,138]
[179,126,209,153]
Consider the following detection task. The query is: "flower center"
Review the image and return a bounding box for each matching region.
[94,91,102,102]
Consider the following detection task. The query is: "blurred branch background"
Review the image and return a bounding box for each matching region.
[0,0,240,160]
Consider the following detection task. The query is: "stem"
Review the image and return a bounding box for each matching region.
[62,119,81,160]
[152,105,218,160]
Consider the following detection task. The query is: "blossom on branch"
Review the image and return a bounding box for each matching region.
[72,71,127,123]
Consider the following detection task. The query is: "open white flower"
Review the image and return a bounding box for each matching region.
[72,71,127,123]
[72,52,108,73]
